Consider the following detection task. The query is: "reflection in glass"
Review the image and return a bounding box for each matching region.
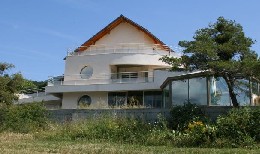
[189,77,207,105]
[210,77,230,106]
[235,79,250,106]
[78,95,92,107]
[144,91,162,108]
[108,92,126,107]
[80,66,93,79]
[172,80,188,105]
[163,84,171,108]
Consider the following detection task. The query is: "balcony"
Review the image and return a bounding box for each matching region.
[48,71,153,86]
[67,43,170,56]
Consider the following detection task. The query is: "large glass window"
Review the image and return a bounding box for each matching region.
[189,77,207,105]
[108,92,127,107]
[144,91,162,108]
[163,84,171,108]
[80,66,93,79]
[172,79,188,105]
[210,77,231,106]
[235,79,250,106]
[127,91,143,106]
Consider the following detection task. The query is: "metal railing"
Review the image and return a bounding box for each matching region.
[67,43,170,56]
[48,71,154,86]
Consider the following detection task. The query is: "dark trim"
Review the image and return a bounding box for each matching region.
[160,71,214,89]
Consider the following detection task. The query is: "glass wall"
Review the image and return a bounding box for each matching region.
[163,84,171,108]
[189,77,207,105]
[127,91,143,106]
[144,91,162,108]
[163,75,259,107]
[172,79,188,105]
[108,92,127,107]
[210,77,231,106]
[235,79,250,106]
[108,91,163,108]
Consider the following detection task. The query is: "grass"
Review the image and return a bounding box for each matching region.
[0,132,259,154]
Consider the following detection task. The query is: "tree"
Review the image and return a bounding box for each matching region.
[161,17,260,107]
[0,62,24,106]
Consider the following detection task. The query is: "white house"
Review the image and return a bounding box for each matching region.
[45,15,260,109]
[45,15,179,109]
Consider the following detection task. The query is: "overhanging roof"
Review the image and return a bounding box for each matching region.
[77,15,171,52]
[160,71,214,89]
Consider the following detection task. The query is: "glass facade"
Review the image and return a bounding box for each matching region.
[235,79,250,106]
[210,77,231,106]
[163,84,171,108]
[144,91,162,108]
[127,91,143,106]
[163,75,259,107]
[108,92,127,107]
[108,91,163,108]
[189,77,207,105]
[172,79,188,105]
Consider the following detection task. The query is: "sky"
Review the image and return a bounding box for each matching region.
[0,0,260,81]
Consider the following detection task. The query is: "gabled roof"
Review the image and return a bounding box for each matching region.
[77,15,170,52]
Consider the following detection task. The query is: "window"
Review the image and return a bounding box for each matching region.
[144,91,162,108]
[80,66,93,79]
[78,95,92,107]
[108,92,127,107]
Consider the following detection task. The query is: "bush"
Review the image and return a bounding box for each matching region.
[0,103,48,133]
[169,103,207,131]
[36,114,174,146]
[216,107,260,146]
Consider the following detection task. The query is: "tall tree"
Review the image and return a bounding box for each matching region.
[161,17,260,107]
[0,62,24,106]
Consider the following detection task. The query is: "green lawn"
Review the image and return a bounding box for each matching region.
[0,133,259,154]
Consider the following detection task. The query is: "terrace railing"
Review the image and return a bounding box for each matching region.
[48,71,153,86]
[67,43,170,56]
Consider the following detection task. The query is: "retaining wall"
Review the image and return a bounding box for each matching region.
[47,106,241,122]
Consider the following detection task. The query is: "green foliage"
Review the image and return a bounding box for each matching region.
[216,107,260,146]
[20,80,47,94]
[0,62,25,106]
[36,115,174,146]
[169,103,207,131]
[0,103,48,133]
[0,62,14,75]
[160,17,260,107]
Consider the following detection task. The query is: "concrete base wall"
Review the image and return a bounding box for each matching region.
[47,106,254,123]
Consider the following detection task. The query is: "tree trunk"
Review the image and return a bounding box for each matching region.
[222,74,239,107]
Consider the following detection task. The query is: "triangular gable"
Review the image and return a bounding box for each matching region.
[77,15,170,52]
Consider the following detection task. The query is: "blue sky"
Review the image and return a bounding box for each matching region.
[0,0,259,81]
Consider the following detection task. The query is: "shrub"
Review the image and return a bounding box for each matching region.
[216,107,260,146]
[36,114,175,146]
[1,103,48,133]
[169,103,207,131]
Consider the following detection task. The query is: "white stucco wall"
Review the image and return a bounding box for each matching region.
[94,22,155,46]
[62,92,107,109]
[64,53,170,83]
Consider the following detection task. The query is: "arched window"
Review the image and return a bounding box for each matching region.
[80,66,93,79]
[78,95,92,107]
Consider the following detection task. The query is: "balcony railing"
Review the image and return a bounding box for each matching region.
[67,43,170,56]
[48,71,154,86]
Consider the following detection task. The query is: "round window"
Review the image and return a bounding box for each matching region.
[78,95,92,107]
[80,66,93,79]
